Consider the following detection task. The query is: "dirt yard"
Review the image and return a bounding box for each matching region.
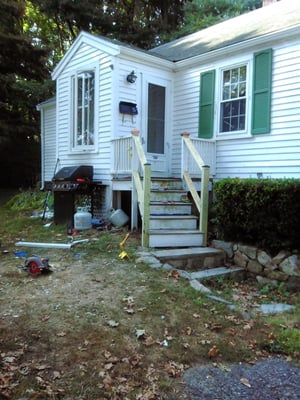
[0,206,299,399]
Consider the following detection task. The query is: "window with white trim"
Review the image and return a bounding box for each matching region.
[71,70,95,149]
[199,48,272,139]
[220,65,247,133]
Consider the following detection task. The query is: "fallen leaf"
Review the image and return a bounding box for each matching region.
[104,362,114,370]
[122,295,134,305]
[185,326,192,336]
[172,271,180,279]
[124,307,135,314]
[103,350,111,359]
[136,329,146,339]
[53,370,61,379]
[35,364,50,371]
[228,328,237,336]
[240,377,251,388]
[107,320,119,328]
[164,361,186,378]
[130,353,142,366]
[144,335,156,346]
[3,356,16,363]
[211,324,223,331]
[208,345,219,358]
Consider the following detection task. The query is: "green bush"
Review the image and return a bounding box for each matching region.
[212,178,300,253]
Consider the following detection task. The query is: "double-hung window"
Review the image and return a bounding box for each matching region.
[199,48,272,138]
[220,65,247,133]
[71,70,95,149]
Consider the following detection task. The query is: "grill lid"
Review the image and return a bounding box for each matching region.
[53,165,93,181]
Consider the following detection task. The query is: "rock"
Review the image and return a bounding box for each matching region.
[257,250,273,268]
[211,240,234,258]
[272,250,290,265]
[177,270,192,280]
[233,250,249,268]
[136,255,159,265]
[237,244,257,260]
[286,276,300,292]
[247,260,263,274]
[161,263,173,271]
[255,303,296,315]
[264,264,278,273]
[190,279,211,294]
[279,255,300,277]
[256,275,277,286]
[266,270,289,282]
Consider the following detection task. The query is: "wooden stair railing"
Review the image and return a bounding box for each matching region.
[131,130,150,247]
[181,133,210,246]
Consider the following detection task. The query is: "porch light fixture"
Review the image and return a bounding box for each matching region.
[126,70,137,83]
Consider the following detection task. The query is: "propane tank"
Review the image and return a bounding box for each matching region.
[74,207,92,230]
[109,208,129,227]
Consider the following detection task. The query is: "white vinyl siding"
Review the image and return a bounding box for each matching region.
[40,101,57,183]
[172,39,300,179]
[215,41,300,179]
[55,42,113,182]
[171,69,200,175]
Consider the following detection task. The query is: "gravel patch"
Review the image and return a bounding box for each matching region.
[184,358,300,400]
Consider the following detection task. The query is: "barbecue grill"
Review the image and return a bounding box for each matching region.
[51,165,101,225]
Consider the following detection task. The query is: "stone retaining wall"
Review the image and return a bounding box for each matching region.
[211,240,300,291]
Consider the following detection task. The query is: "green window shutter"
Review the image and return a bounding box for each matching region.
[251,48,272,135]
[199,70,215,138]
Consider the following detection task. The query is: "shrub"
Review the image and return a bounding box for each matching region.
[212,178,300,253]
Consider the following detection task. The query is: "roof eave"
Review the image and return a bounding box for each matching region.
[174,24,300,71]
[52,31,121,80]
[119,46,173,71]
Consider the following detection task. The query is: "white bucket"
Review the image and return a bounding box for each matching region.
[74,207,92,230]
[109,208,129,227]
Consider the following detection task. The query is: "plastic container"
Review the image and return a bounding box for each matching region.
[109,208,129,227]
[74,207,92,230]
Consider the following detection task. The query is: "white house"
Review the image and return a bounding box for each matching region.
[37,0,300,247]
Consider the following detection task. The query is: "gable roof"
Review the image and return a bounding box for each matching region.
[149,0,300,62]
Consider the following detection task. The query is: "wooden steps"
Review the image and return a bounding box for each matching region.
[149,178,204,248]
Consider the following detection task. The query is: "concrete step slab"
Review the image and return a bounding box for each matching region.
[151,247,225,270]
[190,266,244,280]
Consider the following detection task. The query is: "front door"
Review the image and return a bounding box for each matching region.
[142,76,171,175]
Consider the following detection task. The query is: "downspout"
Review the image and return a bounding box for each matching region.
[36,104,45,190]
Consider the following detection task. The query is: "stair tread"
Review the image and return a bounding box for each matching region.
[149,229,202,235]
[150,201,191,205]
[152,247,221,257]
[151,189,186,192]
[150,215,197,219]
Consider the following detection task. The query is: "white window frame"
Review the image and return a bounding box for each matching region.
[70,64,98,152]
[216,60,251,138]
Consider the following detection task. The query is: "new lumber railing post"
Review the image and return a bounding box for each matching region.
[131,129,150,248]
[200,165,210,246]
[181,132,210,247]
[142,163,151,247]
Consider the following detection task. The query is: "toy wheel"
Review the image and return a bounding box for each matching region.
[28,261,41,276]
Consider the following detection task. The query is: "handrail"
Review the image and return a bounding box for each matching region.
[181,133,210,246]
[131,130,150,247]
